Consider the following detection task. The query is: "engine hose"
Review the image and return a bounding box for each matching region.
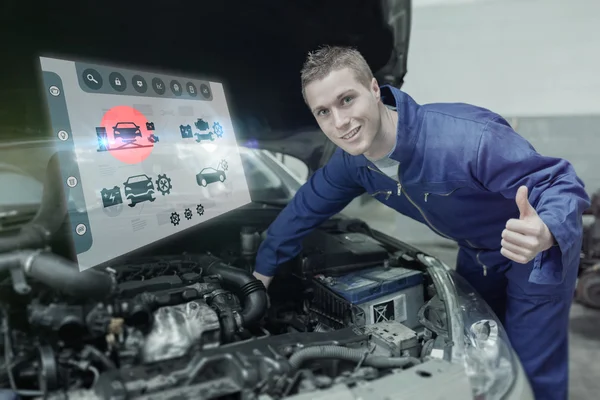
[288,345,421,372]
[0,250,116,301]
[200,255,268,328]
[0,153,68,254]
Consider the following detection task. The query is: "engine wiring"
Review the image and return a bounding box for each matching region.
[1,308,44,398]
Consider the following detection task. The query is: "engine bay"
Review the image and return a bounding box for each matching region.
[0,210,453,400]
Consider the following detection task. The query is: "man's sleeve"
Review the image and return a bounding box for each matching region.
[254,149,365,277]
[474,117,591,285]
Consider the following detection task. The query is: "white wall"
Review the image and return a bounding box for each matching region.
[403,0,600,117]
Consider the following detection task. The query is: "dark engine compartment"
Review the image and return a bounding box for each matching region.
[0,205,451,400]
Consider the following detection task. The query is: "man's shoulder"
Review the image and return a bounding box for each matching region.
[393,87,509,140]
[420,101,503,129]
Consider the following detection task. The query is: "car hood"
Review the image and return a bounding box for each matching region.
[2,0,411,173]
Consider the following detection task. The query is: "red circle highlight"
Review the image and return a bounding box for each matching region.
[99,106,154,164]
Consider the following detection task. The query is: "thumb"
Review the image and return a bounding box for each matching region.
[516,185,536,219]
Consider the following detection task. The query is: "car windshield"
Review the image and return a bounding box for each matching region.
[127,175,150,184]
[115,123,137,128]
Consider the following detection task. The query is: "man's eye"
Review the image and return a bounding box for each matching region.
[342,96,353,104]
[317,109,329,117]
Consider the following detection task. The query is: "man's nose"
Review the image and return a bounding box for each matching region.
[332,109,349,130]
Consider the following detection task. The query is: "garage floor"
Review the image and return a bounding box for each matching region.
[342,197,600,400]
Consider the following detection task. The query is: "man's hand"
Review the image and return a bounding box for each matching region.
[253,271,273,289]
[501,185,555,264]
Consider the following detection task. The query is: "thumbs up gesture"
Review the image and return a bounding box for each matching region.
[501,186,556,264]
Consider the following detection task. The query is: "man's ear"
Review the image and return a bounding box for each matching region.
[371,77,380,100]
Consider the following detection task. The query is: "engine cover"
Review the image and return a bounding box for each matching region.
[296,231,390,276]
[142,301,221,363]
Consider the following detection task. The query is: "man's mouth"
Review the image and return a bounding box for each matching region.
[341,126,361,140]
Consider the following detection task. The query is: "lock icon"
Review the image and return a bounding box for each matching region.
[115,77,121,86]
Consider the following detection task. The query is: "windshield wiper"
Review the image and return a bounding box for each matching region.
[250,199,289,208]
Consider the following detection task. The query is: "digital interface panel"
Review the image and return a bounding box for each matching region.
[39,56,252,271]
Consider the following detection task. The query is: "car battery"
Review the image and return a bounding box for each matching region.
[311,265,424,330]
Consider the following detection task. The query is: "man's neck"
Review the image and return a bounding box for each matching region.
[364,103,399,161]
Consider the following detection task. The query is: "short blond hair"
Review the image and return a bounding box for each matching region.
[300,45,374,104]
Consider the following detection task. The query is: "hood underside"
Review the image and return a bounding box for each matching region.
[2,0,411,169]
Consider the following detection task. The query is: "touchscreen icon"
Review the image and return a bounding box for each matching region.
[152,78,166,95]
[75,224,87,236]
[49,86,61,96]
[82,68,103,90]
[170,80,182,96]
[66,176,78,188]
[101,186,123,208]
[200,84,211,98]
[180,124,193,139]
[155,173,173,195]
[124,174,156,207]
[170,211,180,226]
[186,82,197,97]
[109,72,127,92]
[196,161,227,187]
[213,122,224,138]
[132,75,148,93]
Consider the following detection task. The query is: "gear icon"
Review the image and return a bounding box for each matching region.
[196,204,205,216]
[184,208,193,220]
[156,174,172,195]
[213,122,224,138]
[220,159,228,171]
[170,211,180,226]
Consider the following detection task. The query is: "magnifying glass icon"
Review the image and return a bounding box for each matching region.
[86,74,99,84]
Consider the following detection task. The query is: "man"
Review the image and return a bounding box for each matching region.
[253,45,590,399]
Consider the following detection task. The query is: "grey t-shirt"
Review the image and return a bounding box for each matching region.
[366,105,400,180]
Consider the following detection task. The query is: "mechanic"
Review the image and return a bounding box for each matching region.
[252,45,590,400]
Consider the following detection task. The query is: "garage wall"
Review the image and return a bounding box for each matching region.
[403,0,600,117]
[400,0,600,193]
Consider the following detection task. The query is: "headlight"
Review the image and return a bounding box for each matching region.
[417,255,517,400]
[450,270,516,399]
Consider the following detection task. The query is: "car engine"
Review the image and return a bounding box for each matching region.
[0,217,451,400]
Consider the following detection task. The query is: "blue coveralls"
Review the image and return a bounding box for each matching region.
[255,85,591,399]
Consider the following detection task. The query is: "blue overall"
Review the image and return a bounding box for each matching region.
[255,85,590,399]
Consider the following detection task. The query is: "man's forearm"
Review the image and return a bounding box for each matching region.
[253,150,365,280]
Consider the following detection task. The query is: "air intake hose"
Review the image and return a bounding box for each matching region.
[288,345,421,372]
[0,250,116,301]
[199,254,268,327]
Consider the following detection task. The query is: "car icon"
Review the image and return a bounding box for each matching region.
[196,167,226,187]
[123,174,156,207]
[113,122,142,142]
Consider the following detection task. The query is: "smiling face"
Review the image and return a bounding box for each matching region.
[304,68,383,156]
